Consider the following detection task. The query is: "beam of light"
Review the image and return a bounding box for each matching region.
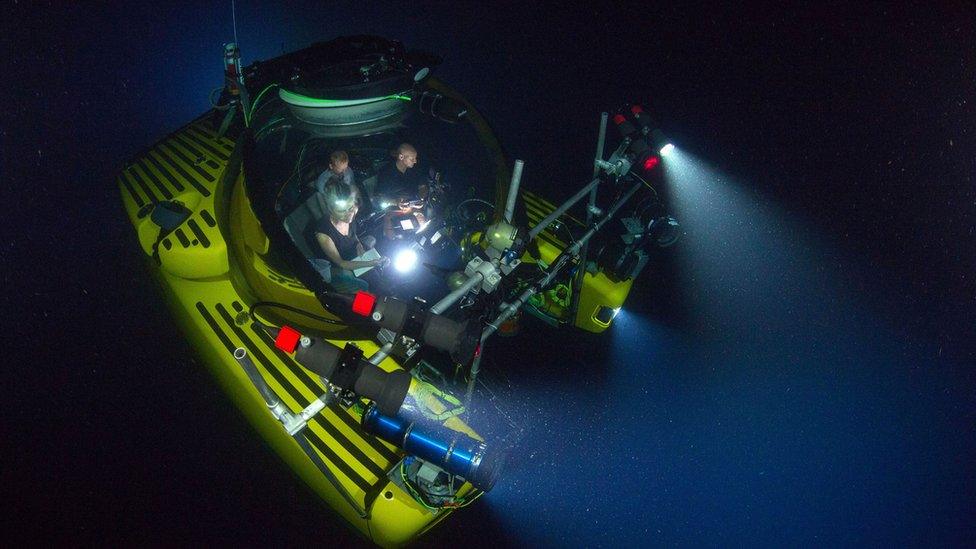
[659,143,675,157]
[661,147,844,345]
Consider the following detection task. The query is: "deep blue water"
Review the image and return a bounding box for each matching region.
[4,2,975,546]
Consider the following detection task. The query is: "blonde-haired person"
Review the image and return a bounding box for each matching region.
[314,150,355,193]
[313,178,386,293]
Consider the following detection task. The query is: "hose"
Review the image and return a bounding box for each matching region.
[245,83,279,127]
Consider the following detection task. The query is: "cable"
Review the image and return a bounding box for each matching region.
[556,220,576,245]
[209,87,233,111]
[398,460,484,510]
[248,300,373,328]
[399,461,439,511]
[245,83,278,126]
[454,198,495,218]
[632,172,660,199]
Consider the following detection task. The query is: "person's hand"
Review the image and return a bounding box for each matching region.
[370,256,389,267]
[397,198,424,211]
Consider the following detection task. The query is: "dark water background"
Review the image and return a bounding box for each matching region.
[3,1,975,546]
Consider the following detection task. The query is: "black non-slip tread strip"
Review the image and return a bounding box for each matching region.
[124,167,159,204]
[523,193,584,226]
[174,228,191,248]
[129,163,173,200]
[229,302,395,472]
[135,157,181,197]
[171,132,212,163]
[187,219,211,248]
[189,123,235,150]
[143,152,187,193]
[178,129,230,161]
[207,303,377,495]
[247,320,401,464]
[200,209,217,227]
[158,140,216,182]
[199,302,383,497]
[149,147,211,197]
[187,125,234,153]
[119,174,145,207]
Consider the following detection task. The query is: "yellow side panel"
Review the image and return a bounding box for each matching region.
[521,190,634,333]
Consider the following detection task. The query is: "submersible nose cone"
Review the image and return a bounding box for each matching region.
[446,271,468,290]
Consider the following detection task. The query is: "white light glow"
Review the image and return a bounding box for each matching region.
[659,143,675,157]
[393,249,419,272]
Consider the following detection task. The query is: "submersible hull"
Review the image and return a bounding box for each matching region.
[117,115,474,545]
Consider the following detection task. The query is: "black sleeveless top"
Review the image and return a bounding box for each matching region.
[314,217,359,261]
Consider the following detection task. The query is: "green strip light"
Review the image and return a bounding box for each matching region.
[278,88,412,107]
[245,83,279,127]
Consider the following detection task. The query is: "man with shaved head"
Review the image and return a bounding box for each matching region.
[376,143,424,204]
[375,143,429,240]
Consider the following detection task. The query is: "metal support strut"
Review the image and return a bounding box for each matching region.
[464,181,644,406]
[569,112,609,322]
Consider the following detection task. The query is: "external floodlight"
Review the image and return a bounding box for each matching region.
[650,129,673,157]
[394,248,419,272]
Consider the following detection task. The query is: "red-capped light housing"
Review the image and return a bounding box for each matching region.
[351,290,377,317]
[274,325,302,353]
[643,155,660,171]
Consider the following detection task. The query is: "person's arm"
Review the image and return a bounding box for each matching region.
[316,232,384,271]
[355,235,366,257]
[314,171,329,194]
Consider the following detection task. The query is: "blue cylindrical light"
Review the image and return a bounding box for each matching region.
[361,404,502,491]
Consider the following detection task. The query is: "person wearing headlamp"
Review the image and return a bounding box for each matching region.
[313,178,388,293]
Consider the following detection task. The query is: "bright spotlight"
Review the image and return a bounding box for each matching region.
[659,143,675,157]
[393,248,419,273]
